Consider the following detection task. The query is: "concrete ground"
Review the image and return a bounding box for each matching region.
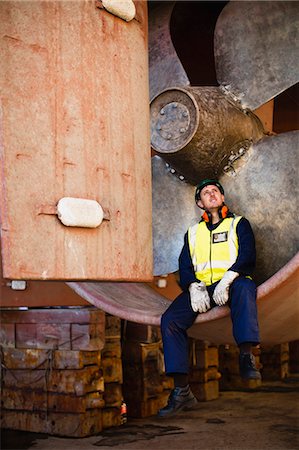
[1,379,299,450]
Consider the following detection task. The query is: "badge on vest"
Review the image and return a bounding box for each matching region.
[213,231,228,243]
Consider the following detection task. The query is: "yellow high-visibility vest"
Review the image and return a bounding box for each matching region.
[188,216,242,286]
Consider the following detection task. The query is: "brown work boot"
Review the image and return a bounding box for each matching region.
[157,385,198,418]
[239,352,262,380]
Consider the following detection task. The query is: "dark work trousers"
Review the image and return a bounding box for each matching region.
[161,276,260,375]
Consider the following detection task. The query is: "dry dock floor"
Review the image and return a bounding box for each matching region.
[1,378,299,450]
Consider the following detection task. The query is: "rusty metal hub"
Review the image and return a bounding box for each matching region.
[151,88,199,154]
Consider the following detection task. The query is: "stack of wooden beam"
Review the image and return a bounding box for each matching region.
[101,314,124,428]
[218,344,262,389]
[188,339,221,401]
[260,343,289,380]
[289,340,299,374]
[0,307,106,437]
[122,322,173,418]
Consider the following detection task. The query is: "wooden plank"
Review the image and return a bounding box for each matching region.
[122,341,161,363]
[0,307,105,324]
[103,382,123,408]
[124,322,161,343]
[126,392,170,418]
[189,367,221,383]
[219,374,262,391]
[261,362,289,380]
[1,388,105,413]
[102,357,123,384]
[2,366,104,395]
[16,323,71,349]
[189,340,219,369]
[219,344,261,376]
[102,407,122,429]
[0,408,103,437]
[160,374,174,391]
[102,338,122,359]
[289,340,299,373]
[123,363,163,401]
[0,0,152,281]
[105,315,121,338]
[71,323,105,351]
[190,380,219,401]
[0,348,101,369]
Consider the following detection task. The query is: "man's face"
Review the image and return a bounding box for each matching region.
[197,184,225,211]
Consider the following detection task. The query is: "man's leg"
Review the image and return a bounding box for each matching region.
[229,277,261,379]
[159,291,198,417]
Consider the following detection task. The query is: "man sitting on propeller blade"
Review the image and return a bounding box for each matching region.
[158,178,261,418]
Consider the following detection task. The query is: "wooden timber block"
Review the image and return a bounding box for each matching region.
[0,323,15,347]
[189,339,219,369]
[260,344,289,365]
[0,408,103,437]
[219,345,240,375]
[0,307,105,325]
[160,374,174,391]
[102,337,122,359]
[127,391,171,418]
[190,379,219,401]
[189,367,221,383]
[289,340,299,373]
[218,344,262,390]
[15,323,71,350]
[261,362,289,380]
[262,343,289,354]
[105,315,121,339]
[219,374,262,390]
[102,407,122,429]
[123,322,161,343]
[14,322,104,351]
[1,308,105,351]
[260,354,289,366]
[104,382,123,407]
[71,323,105,351]
[2,365,104,395]
[123,361,163,401]
[0,347,101,370]
[260,344,289,380]
[1,388,105,413]
[119,341,164,402]
[122,341,161,363]
[219,345,261,376]
[102,357,123,384]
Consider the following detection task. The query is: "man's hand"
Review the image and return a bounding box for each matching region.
[189,282,210,313]
[213,271,239,306]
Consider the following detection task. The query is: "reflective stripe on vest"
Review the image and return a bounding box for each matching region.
[188,216,242,286]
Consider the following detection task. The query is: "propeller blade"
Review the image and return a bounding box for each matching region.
[149,2,189,100]
[152,155,198,276]
[220,131,299,285]
[68,281,170,325]
[214,1,299,110]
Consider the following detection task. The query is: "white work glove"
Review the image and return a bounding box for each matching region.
[213,270,239,306]
[189,281,210,313]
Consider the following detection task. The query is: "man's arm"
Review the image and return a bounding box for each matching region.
[178,232,198,291]
[229,217,256,276]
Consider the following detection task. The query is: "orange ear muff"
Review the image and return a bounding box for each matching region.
[219,205,229,219]
[202,211,211,222]
[202,205,228,222]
